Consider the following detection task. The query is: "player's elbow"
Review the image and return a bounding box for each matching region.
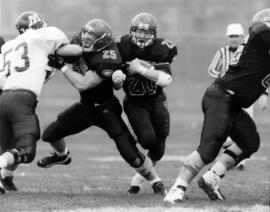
[156,71,172,87]
[208,69,219,79]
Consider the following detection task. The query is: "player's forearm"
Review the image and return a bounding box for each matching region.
[208,68,221,78]
[61,66,102,91]
[56,44,83,57]
[139,68,172,87]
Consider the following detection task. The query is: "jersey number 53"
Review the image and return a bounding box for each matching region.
[2,42,30,77]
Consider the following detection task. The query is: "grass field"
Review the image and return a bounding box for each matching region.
[0,75,269,212]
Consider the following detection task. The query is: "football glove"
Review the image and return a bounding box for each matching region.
[48,54,66,70]
[112,70,126,84]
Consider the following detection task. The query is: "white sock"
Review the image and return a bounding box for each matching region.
[149,177,161,185]
[174,177,189,188]
[0,152,15,168]
[210,161,227,177]
[131,173,145,187]
[55,148,68,157]
[1,168,14,178]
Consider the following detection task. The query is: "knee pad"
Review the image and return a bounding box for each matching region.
[130,151,145,168]
[10,135,37,164]
[42,121,63,143]
[139,132,156,150]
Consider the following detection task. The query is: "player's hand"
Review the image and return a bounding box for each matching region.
[126,58,141,75]
[112,70,126,85]
[126,58,154,75]
[48,54,66,70]
[258,94,268,110]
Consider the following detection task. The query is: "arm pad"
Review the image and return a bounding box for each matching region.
[156,71,172,87]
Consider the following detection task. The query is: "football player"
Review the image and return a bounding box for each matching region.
[37,19,165,193]
[208,23,268,170]
[0,11,88,193]
[0,35,5,95]
[164,8,270,203]
[115,12,177,195]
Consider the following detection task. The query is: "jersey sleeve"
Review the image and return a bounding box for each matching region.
[0,54,6,89]
[40,27,69,54]
[208,49,223,78]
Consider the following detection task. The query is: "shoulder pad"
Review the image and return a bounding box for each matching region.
[151,38,178,63]
[115,34,133,58]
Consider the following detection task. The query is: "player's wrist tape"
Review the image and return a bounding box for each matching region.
[137,66,148,75]
[138,65,154,75]
[60,65,69,73]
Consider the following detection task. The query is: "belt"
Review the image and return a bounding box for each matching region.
[3,89,37,99]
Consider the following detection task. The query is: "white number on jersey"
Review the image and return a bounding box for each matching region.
[103,50,117,59]
[161,40,175,49]
[2,42,30,77]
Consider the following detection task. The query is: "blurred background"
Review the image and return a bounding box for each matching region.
[1,0,270,127]
[1,0,270,81]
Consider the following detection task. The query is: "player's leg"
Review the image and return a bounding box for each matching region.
[123,98,157,150]
[201,109,259,199]
[0,91,40,170]
[96,96,166,195]
[0,165,18,191]
[123,98,161,193]
[165,84,235,203]
[148,98,170,162]
[38,103,91,168]
[235,104,254,169]
[0,103,13,194]
[0,127,18,191]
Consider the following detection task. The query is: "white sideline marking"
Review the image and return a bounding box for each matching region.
[50,205,270,212]
[87,155,269,162]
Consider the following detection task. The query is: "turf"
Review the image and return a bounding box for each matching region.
[0,75,269,212]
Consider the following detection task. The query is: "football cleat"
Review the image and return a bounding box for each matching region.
[163,185,185,204]
[37,151,71,168]
[197,172,225,201]
[1,176,17,191]
[127,185,140,195]
[152,181,167,196]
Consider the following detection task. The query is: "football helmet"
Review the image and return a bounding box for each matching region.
[15,11,47,34]
[130,12,158,48]
[251,8,270,25]
[81,19,112,52]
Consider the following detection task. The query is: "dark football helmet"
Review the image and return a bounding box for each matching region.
[251,8,270,25]
[130,12,158,48]
[81,19,112,52]
[15,11,47,34]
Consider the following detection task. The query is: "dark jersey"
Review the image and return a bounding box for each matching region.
[216,22,270,108]
[66,34,122,107]
[116,34,177,98]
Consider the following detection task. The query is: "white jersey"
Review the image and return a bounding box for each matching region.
[0,53,6,89]
[1,27,69,96]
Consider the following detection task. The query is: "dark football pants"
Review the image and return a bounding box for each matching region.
[0,90,40,161]
[197,83,260,164]
[42,96,142,167]
[123,96,170,161]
